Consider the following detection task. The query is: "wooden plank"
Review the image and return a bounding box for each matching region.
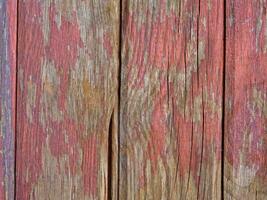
[16,0,119,199]
[0,0,16,199]
[225,0,267,199]
[119,0,224,199]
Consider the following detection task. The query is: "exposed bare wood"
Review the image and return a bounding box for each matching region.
[16,1,119,199]
[119,0,224,199]
[225,0,267,199]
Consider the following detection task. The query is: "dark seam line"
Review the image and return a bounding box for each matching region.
[14,0,19,199]
[222,0,227,199]
[108,112,114,200]
[117,0,123,199]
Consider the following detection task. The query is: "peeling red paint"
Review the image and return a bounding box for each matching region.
[48,119,84,175]
[82,134,98,197]
[17,0,118,198]
[0,0,17,199]
[0,137,5,200]
[125,11,184,87]
[103,33,113,58]
[7,0,17,133]
[225,0,267,197]
[47,4,83,110]
[16,1,45,199]
[17,1,85,198]
[121,1,223,198]
[148,79,168,172]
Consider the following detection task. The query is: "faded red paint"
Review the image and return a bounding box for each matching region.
[7,0,17,132]
[224,1,267,198]
[148,79,168,172]
[126,11,180,68]
[17,0,117,198]
[0,0,17,199]
[47,5,83,69]
[122,1,223,197]
[48,119,84,175]
[226,0,267,185]
[103,33,113,58]
[17,1,86,198]
[0,138,4,200]
[82,134,98,197]
[16,1,45,199]
[47,4,83,110]
[125,11,183,87]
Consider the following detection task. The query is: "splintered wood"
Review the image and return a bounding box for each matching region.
[119,0,224,199]
[16,1,119,199]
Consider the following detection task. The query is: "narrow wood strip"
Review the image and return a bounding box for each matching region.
[16,1,119,199]
[0,0,17,199]
[119,0,224,199]
[225,0,267,199]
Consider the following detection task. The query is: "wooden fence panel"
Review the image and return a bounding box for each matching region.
[16,1,119,199]
[119,0,224,199]
[225,0,267,199]
[1,0,266,199]
[0,0,16,199]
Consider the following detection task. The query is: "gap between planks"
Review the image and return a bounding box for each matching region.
[14,0,19,199]
[12,0,228,199]
[221,0,227,199]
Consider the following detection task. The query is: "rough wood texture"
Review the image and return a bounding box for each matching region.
[225,0,267,199]
[0,0,16,199]
[119,0,224,199]
[16,0,119,199]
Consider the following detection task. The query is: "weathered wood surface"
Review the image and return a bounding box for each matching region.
[0,0,16,199]
[16,0,119,199]
[1,0,266,199]
[119,0,224,199]
[224,0,267,199]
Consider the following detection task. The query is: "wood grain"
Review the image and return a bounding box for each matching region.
[16,0,119,199]
[119,0,224,199]
[0,0,16,199]
[224,0,267,199]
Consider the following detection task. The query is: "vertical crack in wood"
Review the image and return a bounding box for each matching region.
[117,0,122,199]
[196,0,200,86]
[14,0,18,199]
[222,0,226,199]
[108,111,114,200]
[196,1,205,199]
[105,1,121,199]
[15,0,119,198]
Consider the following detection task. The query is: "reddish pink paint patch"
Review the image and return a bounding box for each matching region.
[125,10,184,88]
[82,134,98,197]
[7,0,17,132]
[103,33,113,58]
[17,1,86,199]
[47,4,83,110]
[147,78,168,172]
[129,0,223,188]
[0,137,5,200]
[48,118,84,175]
[226,0,267,181]
[17,1,46,199]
